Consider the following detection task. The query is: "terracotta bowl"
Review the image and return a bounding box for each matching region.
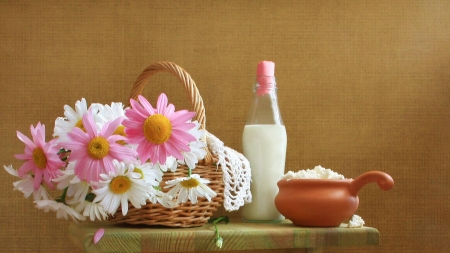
[274,171,394,227]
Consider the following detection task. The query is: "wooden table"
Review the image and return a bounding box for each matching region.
[69,220,379,253]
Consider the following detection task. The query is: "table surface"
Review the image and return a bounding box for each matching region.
[69,220,379,253]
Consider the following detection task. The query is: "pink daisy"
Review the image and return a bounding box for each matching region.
[14,123,65,190]
[123,93,197,164]
[60,110,137,183]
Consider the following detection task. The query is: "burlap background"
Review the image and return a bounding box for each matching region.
[1,1,449,252]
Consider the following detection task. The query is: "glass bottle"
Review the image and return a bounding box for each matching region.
[241,61,287,222]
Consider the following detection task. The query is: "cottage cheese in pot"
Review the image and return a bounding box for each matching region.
[281,165,346,180]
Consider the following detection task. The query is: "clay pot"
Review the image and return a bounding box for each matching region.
[274,171,394,227]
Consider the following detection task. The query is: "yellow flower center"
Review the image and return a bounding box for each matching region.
[133,168,144,179]
[180,178,200,188]
[113,125,127,145]
[32,147,47,169]
[75,119,86,132]
[87,137,110,159]
[109,176,131,194]
[143,114,172,144]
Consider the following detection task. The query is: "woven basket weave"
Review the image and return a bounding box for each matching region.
[108,61,224,227]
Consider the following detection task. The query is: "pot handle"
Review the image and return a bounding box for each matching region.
[349,171,394,196]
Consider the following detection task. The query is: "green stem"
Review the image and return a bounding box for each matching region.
[213,216,226,237]
[188,167,192,177]
[57,187,69,205]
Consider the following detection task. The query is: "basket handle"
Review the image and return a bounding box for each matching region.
[128,62,214,165]
[128,61,206,130]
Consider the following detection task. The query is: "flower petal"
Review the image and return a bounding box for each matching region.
[93,228,105,244]
[138,95,156,115]
[156,93,169,114]
[82,110,98,138]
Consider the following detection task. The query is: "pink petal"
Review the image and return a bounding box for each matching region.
[124,127,145,140]
[127,136,146,146]
[17,161,35,177]
[122,119,142,129]
[101,117,123,137]
[108,144,137,160]
[33,124,46,147]
[171,129,197,142]
[89,159,103,182]
[16,131,35,149]
[163,103,175,116]
[156,93,168,114]
[101,158,114,175]
[158,145,168,163]
[73,158,91,182]
[167,137,191,153]
[82,110,97,138]
[168,111,196,125]
[128,99,148,118]
[68,150,89,162]
[107,135,126,143]
[164,140,187,159]
[136,142,153,162]
[138,95,156,115]
[93,228,105,244]
[14,153,32,160]
[66,127,90,144]
[123,112,141,126]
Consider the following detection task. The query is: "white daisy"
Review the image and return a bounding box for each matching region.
[71,195,108,221]
[164,174,217,204]
[92,160,152,216]
[4,165,50,201]
[178,121,207,169]
[146,187,178,208]
[151,156,178,173]
[53,163,90,203]
[127,160,163,187]
[53,98,101,141]
[155,190,179,208]
[35,199,86,222]
[97,102,129,145]
[97,102,126,124]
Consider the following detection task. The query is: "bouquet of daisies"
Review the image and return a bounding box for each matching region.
[4,93,217,222]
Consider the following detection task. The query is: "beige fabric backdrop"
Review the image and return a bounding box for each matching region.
[1,1,449,252]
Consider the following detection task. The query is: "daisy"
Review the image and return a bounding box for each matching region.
[53,98,102,141]
[178,121,207,169]
[14,123,65,190]
[97,102,128,145]
[97,102,127,124]
[127,160,163,187]
[92,160,152,216]
[35,199,86,222]
[164,174,217,204]
[60,110,137,183]
[151,188,179,208]
[4,165,50,201]
[53,163,90,203]
[152,156,178,173]
[69,193,108,221]
[123,93,197,164]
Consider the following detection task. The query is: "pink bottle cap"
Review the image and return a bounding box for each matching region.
[256,61,275,96]
[257,61,275,77]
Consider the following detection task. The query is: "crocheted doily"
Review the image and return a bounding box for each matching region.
[206,131,252,211]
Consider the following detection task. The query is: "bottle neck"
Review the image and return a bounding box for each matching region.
[247,77,283,125]
[255,76,276,96]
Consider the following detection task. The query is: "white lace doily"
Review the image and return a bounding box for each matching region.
[206,131,252,211]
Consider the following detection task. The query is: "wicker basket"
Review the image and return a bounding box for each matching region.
[108,61,224,227]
